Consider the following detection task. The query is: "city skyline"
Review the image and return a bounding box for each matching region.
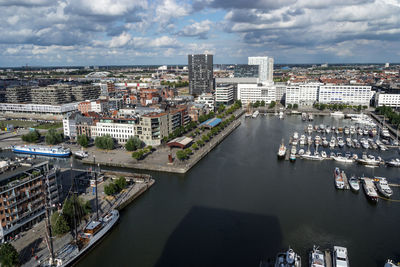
[1,0,400,67]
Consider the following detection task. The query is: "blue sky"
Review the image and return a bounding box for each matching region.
[0,0,400,67]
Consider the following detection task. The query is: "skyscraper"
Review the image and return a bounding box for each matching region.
[188,54,214,95]
[248,56,274,84]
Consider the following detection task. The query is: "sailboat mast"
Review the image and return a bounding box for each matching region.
[43,163,54,263]
[71,164,78,242]
[93,156,99,220]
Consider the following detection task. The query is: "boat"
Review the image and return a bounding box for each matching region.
[307,136,313,145]
[361,177,379,202]
[356,154,380,166]
[329,137,336,148]
[345,138,352,148]
[302,113,307,121]
[293,132,299,140]
[301,153,324,161]
[381,126,391,139]
[344,126,350,135]
[307,124,313,134]
[298,149,305,155]
[337,137,345,148]
[309,245,326,267]
[348,176,360,192]
[299,135,306,146]
[279,111,284,120]
[334,167,345,189]
[277,141,287,160]
[387,158,400,167]
[330,152,336,158]
[385,260,400,267]
[375,177,393,198]
[360,138,369,149]
[321,151,327,158]
[290,146,297,162]
[73,150,88,159]
[322,139,329,148]
[331,111,345,117]
[252,110,260,118]
[308,114,314,121]
[274,247,301,267]
[326,126,331,134]
[314,136,321,146]
[350,126,355,135]
[12,145,71,157]
[332,155,354,163]
[43,210,120,267]
[333,246,349,267]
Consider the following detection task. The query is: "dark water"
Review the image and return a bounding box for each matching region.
[69,115,399,266]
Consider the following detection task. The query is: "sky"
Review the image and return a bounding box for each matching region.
[0,0,400,67]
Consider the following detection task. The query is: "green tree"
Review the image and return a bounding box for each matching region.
[269,101,276,109]
[185,148,192,155]
[104,182,118,196]
[45,129,64,145]
[115,176,127,191]
[0,243,19,267]
[125,136,142,151]
[95,135,114,150]
[293,104,299,109]
[287,104,292,109]
[191,143,198,150]
[21,130,41,143]
[218,104,226,114]
[61,195,89,228]
[260,100,266,107]
[176,150,187,161]
[77,134,89,148]
[202,135,209,142]
[51,211,70,236]
[132,150,144,160]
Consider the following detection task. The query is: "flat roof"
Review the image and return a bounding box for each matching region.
[200,118,222,128]
[168,136,193,146]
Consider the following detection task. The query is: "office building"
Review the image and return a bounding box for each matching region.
[376,93,400,107]
[318,85,371,105]
[188,54,214,95]
[215,84,234,105]
[5,86,32,103]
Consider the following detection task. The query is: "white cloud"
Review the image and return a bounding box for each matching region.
[178,20,213,38]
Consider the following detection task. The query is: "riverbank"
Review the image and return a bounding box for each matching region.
[81,113,243,174]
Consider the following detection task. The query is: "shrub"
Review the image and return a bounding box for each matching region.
[77,134,89,147]
[125,136,142,151]
[45,129,64,145]
[21,130,41,143]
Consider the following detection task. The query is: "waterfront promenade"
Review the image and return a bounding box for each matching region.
[81,113,243,173]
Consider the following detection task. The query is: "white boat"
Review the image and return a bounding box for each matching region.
[375,177,393,198]
[293,132,299,140]
[360,138,369,149]
[301,153,324,161]
[308,114,314,121]
[334,167,345,189]
[279,111,284,119]
[309,245,326,267]
[299,135,306,146]
[302,113,307,121]
[337,138,345,148]
[252,110,260,118]
[73,150,88,159]
[385,260,400,267]
[329,137,336,148]
[361,177,379,202]
[356,154,380,166]
[307,136,313,145]
[277,142,287,159]
[290,146,297,162]
[298,149,305,155]
[332,155,354,163]
[381,126,391,139]
[349,126,356,135]
[321,151,327,158]
[348,176,360,192]
[387,158,400,167]
[275,248,301,267]
[331,111,344,117]
[333,246,349,267]
[314,135,321,146]
[307,124,313,134]
[43,210,120,267]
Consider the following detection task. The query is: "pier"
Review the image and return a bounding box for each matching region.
[341,171,350,190]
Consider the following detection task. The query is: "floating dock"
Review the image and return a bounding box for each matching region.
[342,171,350,190]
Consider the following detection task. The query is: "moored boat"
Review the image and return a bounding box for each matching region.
[348,176,360,192]
[334,167,345,189]
[275,247,301,267]
[387,158,400,167]
[12,145,71,157]
[361,177,379,202]
[277,141,287,159]
[309,245,326,267]
[73,150,88,159]
[375,177,393,198]
[333,246,349,267]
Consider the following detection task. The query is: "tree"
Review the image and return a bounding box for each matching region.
[21,130,41,143]
[51,211,70,236]
[115,176,127,191]
[125,136,142,151]
[61,195,89,228]
[132,150,144,160]
[45,129,63,145]
[0,243,19,267]
[185,148,192,155]
[176,150,187,161]
[77,135,89,148]
[261,100,266,107]
[218,104,226,114]
[202,135,209,142]
[104,182,118,196]
[293,104,299,109]
[191,143,198,150]
[287,104,292,109]
[269,101,276,109]
[95,135,114,150]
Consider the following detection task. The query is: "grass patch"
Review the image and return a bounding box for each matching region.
[35,122,63,130]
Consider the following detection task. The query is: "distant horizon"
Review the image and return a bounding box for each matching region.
[1,62,399,69]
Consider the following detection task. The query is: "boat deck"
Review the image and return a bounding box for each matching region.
[341,172,350,190]
[324,250,332,267]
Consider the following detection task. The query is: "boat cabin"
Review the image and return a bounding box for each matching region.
[84,221,103,236]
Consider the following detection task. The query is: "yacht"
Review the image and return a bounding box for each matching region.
[321,151,327,158]
[274,248,301,267]
[290,146,297,162]
[357,127,363,135]
[332,154,354,163]
[363,128,369,136]
[298,149,305,155]
[381,126,391,139]
[345,138,352,148]
[308,114,314,121]
[362,177,379,202]
[337,137,345,148]
[356,154,380,166]
[309,245,326,267]
[299,135,306,146]
[349,126,356,135]
[348,176,360,192]
[322,137,329,148]
[360,138,369,149]
[307,124,314,134]
[252,110,259,118]
[330,152,336,158]
[293,132,299,140]
[301,152,324,161]
[279,111,284,119]
[354,139,361,149]
[326,126,331,134]
[314,136,321,146]
[12,145,71,157]
[302,113,307,121]
[375,177,393,198]
[344,126,350,135]
[292,138,298,146]
[334,167,345,189]
[307,136,313,145]
[333,246,349,267]
[385,260,400,267]
[73,150,88,159]
[277,142,287,159]
[329,137,336,148]
[387,158,400,167]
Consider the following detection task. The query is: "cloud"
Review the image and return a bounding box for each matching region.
[155,0,191,28]
[177,20,213,39]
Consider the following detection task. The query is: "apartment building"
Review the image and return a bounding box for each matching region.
[91,118,136,144]
[78,100,108,114]
[376,93,400,107]
[195,93,215,112]
[5,86,32,103]
[215,84,234,105]
[237,83,276,106]
[0,162,59,242]
[318,85,371,105]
